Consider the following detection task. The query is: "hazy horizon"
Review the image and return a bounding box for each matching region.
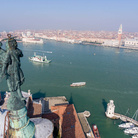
[0,0,138,32]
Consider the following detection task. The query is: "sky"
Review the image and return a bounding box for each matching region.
[0,0,138,32]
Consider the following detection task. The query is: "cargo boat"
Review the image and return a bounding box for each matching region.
[70,82,86,87]
[92,125,101,138]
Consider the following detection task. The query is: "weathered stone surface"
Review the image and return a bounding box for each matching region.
[0,35,25,111]
[7,92,25,111]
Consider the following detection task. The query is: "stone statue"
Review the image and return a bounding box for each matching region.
[0,35,35,137]
[0,34,25,110]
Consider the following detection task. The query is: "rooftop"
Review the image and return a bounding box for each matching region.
[51,104,85,138]
[42,96,69,113]
[30,118,53,138]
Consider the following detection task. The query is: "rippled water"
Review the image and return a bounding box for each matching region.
[1,40,138,138]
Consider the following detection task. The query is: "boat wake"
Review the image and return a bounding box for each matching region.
[33,50,52,53]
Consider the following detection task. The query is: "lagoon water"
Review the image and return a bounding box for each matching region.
[1,40,138,138]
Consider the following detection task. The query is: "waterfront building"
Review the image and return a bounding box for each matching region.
[102,39,119,47]
[102,24,123,47]
[22,31,43,44]
[124,37,138,47]
[34,33,43,38]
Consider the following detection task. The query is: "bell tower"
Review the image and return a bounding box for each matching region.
[118,24,122,46]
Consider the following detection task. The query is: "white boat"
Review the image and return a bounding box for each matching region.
[70,82,86,87]
[132,134,138,138]
[118,122,134,129]
[124,127,138,135]
[29,53,51,63]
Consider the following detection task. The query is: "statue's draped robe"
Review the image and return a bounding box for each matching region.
[2,48,24,92]
[0,48,6,74]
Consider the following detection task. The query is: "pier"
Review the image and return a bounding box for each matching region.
[105,100,138,126]
[78,112,95,138]
[114,113,138,126]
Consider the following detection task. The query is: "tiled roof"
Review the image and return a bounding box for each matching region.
[27,97,42,118]
[51,104,85,138]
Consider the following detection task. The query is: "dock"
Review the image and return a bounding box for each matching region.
[78,112,95,138]
[105,100,138,126]
[114,113,138,126]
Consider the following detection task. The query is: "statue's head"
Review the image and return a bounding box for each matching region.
[7,34,17,50]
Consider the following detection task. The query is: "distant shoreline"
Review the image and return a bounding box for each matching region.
[77,41,138,51]
[19,38,138,51]
[96,45,138,51]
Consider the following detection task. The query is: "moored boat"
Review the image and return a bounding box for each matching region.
[124,127,138,135]
[92,125,101,138]
[118,122,134,129]
[70,82,86,87]
[132,134,138,138]
[29,53,51,63]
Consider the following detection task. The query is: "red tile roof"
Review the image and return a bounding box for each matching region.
[27,97,42,118]
[51,104,85,138]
